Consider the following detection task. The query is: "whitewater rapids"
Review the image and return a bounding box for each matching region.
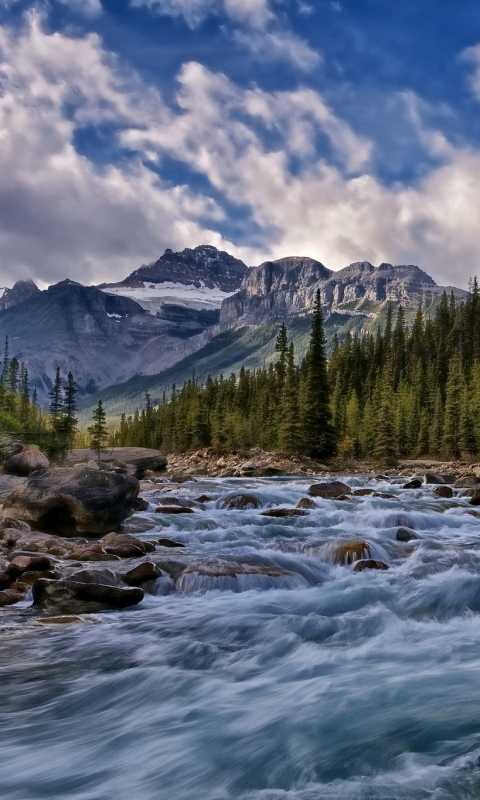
[2,475,480,799]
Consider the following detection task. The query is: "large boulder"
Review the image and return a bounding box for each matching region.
[424,472,447,485]
[433,485,454,498]
[308,481,351,499]
[4,448,49,477]
[2,468,139,536]
[454,475,479,489]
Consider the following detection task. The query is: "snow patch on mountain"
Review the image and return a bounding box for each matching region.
[102,282,236,315]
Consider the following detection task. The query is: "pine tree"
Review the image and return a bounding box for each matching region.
[88,400,108,464]
[275,323,289,387]
[443,355,463,459]
[301,289,336,458]
[278,343,300,452]
[49,368,63,427]
[60,372,78,453]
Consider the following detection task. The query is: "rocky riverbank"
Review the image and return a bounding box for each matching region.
[1,446,480,614]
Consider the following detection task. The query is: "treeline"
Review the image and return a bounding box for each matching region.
[112,280,480,463]
[0,336,45,435]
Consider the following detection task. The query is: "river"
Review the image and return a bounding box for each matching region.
[1,475,480,800]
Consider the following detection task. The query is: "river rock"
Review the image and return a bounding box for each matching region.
[260,508,309,517]
[195,495,213,503]
[68,545,120,562]
[454,475,479,489]
[308,481,352,499]
[433,486,454,498]
[155,506,195,514]
[215,494,262,510]
[156,497,198,508]
[460,488,476,498]
[424,472,448,485]
[4,448,49,477]
[354,488,375,496]
[122,562,162,585]
[403,479,423,489]
[373,492,396,499]
[334,541,371,564]
[0,516,31,532]
[176,562,302,593]
[296,497,317,509]
[396,527,418,542]
[8,553,52,576]
[157,538,186,548]
[68,448,167,474]
[101,532,155,558]
[2,468,139,536]
[32,577,144,613]
[0,476,27,500]
[353,559,389,571]
[0,587,25,606]
[118,517,157,535]
[470,489,480,506]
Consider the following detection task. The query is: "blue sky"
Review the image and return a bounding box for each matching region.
[0,0,480,288]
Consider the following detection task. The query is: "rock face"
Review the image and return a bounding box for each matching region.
[4,449,49,476]
[2,468,139,536]
[0,279,40,311]
[219,258,466,327]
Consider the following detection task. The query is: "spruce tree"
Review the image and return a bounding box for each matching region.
[88,400,108,464]
[278,343,300,453]
[301,289,336,459]
[443,355,463,459]
[60,372,78,453]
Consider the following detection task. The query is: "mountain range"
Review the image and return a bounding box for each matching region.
[0,245,467,416]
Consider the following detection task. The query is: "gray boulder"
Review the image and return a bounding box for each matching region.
[454,475,479,489]
[4,448,49,477]
[2,468,139,536]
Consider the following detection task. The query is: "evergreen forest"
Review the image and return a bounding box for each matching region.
[112,283,480,463]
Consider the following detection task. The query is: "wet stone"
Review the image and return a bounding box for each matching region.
[308,481,352,499]
[157,538,186,548]
[353,559,389,572]
[403,479,423,489]
[334,541,371,565]
[396,527,418,542]
[433,486,454,498]
[296,497,317,509]
[215,494,262,511]
[122,562,162,586]
[260,509,309,517]
[155,506,196,514]
[353,489,375,497]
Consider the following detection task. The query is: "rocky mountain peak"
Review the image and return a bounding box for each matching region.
[112,244,249,293]
[0,279,40,312]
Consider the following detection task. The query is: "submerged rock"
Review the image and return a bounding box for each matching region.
[2,468,139,536]
[155,506,195,514]
[296,497,317,509]
[354,488,375,497]
[334,541,371,565]
[215,494,262,510]
[4,448,49,477]
[157,538,186,548]
[176,562,304,593]
[396,527,418,542]
[353,559,389,571]
[433,486,454,498]
[260,509,309,517]
[403,479,423,489]
[308,481,352,499]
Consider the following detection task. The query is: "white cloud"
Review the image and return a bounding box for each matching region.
[0,12,233,286]
[130,0,271,28]
[131,0,320,71]
[58,0,103,16]
[1,14,480,292]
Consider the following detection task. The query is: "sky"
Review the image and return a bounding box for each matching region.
[1,2,480,288]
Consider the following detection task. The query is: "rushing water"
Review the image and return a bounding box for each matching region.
[2,475,480,800]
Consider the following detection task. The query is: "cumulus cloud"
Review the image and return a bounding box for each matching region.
[130,0,271,28]
[0,13,480,291]
[0,12,234,286]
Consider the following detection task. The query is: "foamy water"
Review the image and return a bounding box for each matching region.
[2,476,480,799]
